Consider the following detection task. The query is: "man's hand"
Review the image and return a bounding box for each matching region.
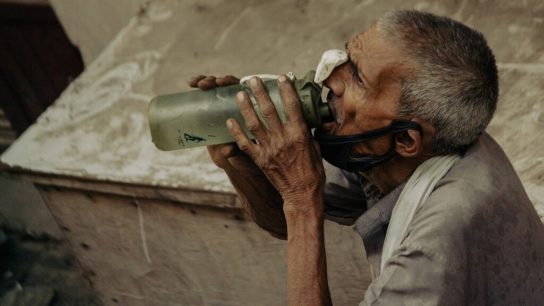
[188,75,248,169]
[189,74,240,89]
[226,75,326,209]
[187,74,288,239]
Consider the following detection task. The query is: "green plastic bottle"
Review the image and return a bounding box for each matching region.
[148,70,330,151]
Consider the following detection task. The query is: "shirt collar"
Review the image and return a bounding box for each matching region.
[353,181,406,240]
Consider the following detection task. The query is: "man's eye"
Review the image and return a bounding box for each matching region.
[352,68,364,87]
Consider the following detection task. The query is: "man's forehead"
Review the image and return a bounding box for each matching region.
[347,31,365,48]
[346,28,375,60]
[344,34,369,75]
[344,27,414,81]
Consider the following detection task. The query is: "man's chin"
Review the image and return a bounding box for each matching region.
[358,166,386,193]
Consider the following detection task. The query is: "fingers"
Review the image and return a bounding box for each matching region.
[189,75,206,88]
[197,76,217,90]
[189,75,216,89]
[207,143,240,159]
[206,143,237,168]
[217,75,240,86]
[249,77,282,131]
[189,75,240,89]
[235,91,268,141]
[278,75,305,126]
[226,118,256,156]
[219,143,239,157]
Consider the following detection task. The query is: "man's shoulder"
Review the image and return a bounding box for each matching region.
[429,133,529,214]
[408,133,538,242]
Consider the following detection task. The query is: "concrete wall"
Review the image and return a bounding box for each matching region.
[50,0,146,65]
[37,186,370,305]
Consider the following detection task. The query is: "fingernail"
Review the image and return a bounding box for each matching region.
[226,119,233,129]
[236,91,245,101]
[278,75,287,82]
[250,77,258,87]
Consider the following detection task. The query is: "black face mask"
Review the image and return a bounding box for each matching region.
[313,120,423,172]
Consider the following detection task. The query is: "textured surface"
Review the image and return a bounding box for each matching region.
[2,0,543,212]
[49,0,147,66]
[0,176,62,238]
[0,230,100,306]
[39,187,370,306]
[0,2,84,135]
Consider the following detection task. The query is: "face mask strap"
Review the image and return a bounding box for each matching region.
[314,120,423,172]
[347,134,398,171]
[314,120,422,145]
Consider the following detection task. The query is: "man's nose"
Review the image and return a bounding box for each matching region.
[323,64,348,96]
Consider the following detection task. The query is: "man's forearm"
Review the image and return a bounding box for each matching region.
[223,157,287,239]
[284,194,332,306]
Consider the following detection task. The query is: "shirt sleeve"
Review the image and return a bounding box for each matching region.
[323,161,368,225]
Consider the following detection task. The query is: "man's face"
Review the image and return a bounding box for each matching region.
[323,26,412,156]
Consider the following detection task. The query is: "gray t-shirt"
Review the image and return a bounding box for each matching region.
[324,133,544,305]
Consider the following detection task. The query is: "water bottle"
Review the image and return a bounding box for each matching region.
[148,70,331,151]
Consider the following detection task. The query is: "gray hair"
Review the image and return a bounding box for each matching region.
[377,10,498,154]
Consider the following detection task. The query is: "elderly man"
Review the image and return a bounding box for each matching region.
[190,10,544,305]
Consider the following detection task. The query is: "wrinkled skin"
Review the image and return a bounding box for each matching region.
[323,26,435,192]
[188,74,288,239]
[226,76,325,205]
[191,74,325,204]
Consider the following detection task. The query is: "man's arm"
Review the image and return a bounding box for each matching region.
[284,195,332,306]
[218,152,287,239]
[226,75,332,305]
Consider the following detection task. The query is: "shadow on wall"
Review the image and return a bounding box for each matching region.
[0,2,83,137]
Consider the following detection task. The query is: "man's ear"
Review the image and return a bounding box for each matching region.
[394,128,423,158]
[395,117,435,158]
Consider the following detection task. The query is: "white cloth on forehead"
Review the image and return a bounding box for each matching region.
[314,49,348,85]
[380,154,460,273]
[239,49,346,85]
[239,72,295,84]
